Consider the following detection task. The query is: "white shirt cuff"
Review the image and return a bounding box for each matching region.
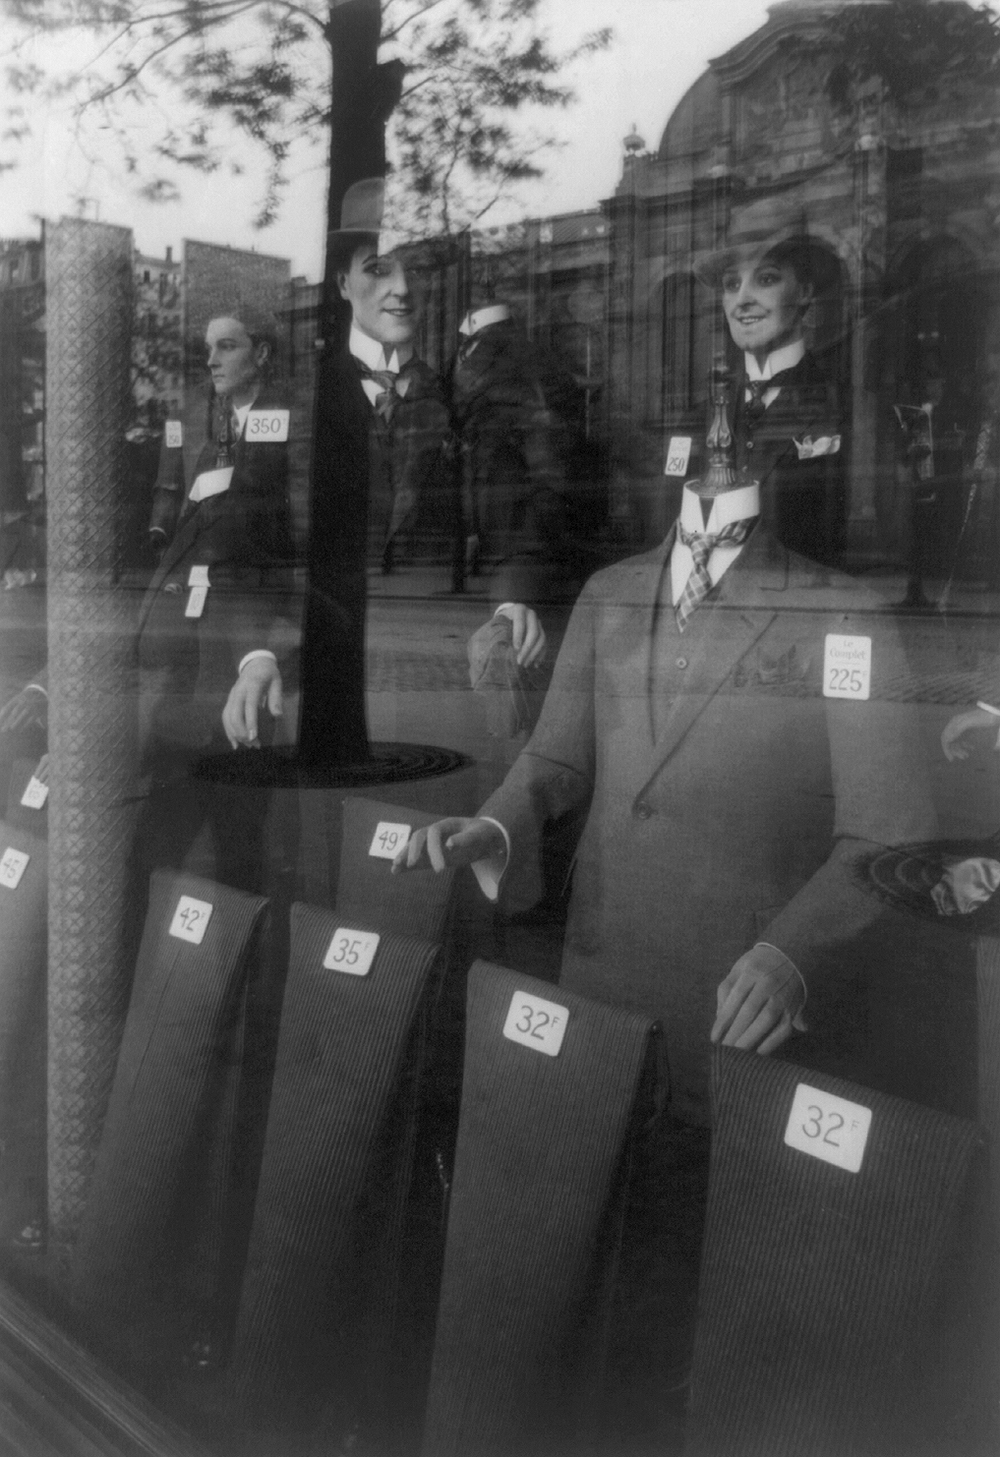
[492,603,519,620]
[976,701,1000,717]
[471,816,511,902]
[25,683,47,699]
[238,649,278,676]
[754,941,808,1024]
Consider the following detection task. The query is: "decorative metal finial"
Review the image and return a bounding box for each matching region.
[623,124,645,156]
[694,354,738,498]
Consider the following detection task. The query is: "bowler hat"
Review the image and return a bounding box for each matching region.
[694,193,840,293]
[328,177,384,244]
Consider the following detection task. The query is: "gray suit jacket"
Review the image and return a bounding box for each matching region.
[481,525,936,1122]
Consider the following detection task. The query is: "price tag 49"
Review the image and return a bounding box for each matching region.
[503,990,569,1057]
[784,1082,872,1174]
[0,848,29,890]
[323,928,380,977]
[245,409,290,443]
[169,895,213,945]
[664,435,693,477]
[20,776,48,810]
[369,821,411,860]
[823,634,871,700]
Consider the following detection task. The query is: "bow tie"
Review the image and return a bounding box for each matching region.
[356,359,400,422]
[744,366,799,420]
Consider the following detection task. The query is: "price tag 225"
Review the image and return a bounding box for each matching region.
[323,928,380,977]
[369,822,411,860]
[169,895,214,945]
[823,634,871,700]
[503,990,569,1057]
[784,1082,872,1174]
[0,848,29,890]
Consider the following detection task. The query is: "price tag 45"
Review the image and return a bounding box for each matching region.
[169,895,213,945]
[0,848,29,890]
[784,1082,872,1174]
[369,821,411,860]
[503,990,569,1057]
[823,634,871,700]
[323,928,380,977]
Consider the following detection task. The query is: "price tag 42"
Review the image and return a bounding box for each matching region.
[824,634,871,700]
[0,848,29,890]
[369,821,411,860]
[169,895,213,945]
[20,776,48,810]
[664,435,693,477]
[245,409,290,443]
[323,928,380,977]
[784,1082,872,1173]
[503,990,569,1057]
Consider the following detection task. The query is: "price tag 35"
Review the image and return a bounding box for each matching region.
[664,435,693,477]
[369,822,411,860]
[503,990,569,1057]
[245,409,290,443]
[169,895,213,945]
[323,928,380,977]
[784,1082,872,1173]
[20,776,48,810]
[823,634,871,700]
[0,848,29,890]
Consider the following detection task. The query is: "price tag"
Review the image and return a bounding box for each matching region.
[664,436,693,477]
[823,634,871,700]
[164,420,183,448]
[168,895,213,945]
[502,990,569,1057]
[784,1082,872,1174]
[0,848,29,890]
[369,822,411,860]
[323,927,380,977]
[245,409,290,443]
[20,776,48,810]
[185,564,210,619]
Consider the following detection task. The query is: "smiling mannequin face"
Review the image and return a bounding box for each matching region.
[337,243,417,350]
[721,255,813,367]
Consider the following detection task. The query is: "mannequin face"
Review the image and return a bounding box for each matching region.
[721,255,813,365]
[205,317,269,404]
[338,243,417,350]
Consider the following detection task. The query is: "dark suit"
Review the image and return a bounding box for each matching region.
[361,356,450,557]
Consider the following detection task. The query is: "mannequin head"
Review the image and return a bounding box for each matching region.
[720,248,814,367]
[337,240,417,351]
[205,308,276,406]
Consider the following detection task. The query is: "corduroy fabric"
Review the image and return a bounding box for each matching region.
[421,959,655,1457]
[335,797,457,944]
[0,823,47,1237]
[224,903,439,1428]
[685,1046,983,1457]
[71,869,267,1360]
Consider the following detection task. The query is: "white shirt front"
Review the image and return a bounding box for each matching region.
[744,337,806,410]
[350,324,414,410]
[668,481,761,605]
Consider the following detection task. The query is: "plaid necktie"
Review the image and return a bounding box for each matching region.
[675,517,755,631]
[214,405,238,468]
[356,360,400,423]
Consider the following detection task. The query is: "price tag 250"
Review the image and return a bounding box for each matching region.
[169,895,214,945]
[784,1082,872,1173]
[503,990,569,1057]
[323,928,380,977]
[663,435,693,477]
[823,634,871,700]
[0,848,29,890]
[369,822,411,860]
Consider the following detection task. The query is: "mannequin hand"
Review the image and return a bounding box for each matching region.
[222,658,283,749]
[392,817,506,874]
[494,604,546,667]
[941,707,1000,761]
[0,685,47,734]
[711,944,807,1054]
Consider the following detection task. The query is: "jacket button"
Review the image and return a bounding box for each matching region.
[635,801,652,819]
[676,656,688,669]
[745,439,754,451]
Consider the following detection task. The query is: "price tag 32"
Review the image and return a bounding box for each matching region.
[245,409,290,443]
[784,1082,872,1174]
[20,776,48,810]
[323,928,380,977]
[664,435,693,477]
[823,634,871,700]
[503,990,569,1057]
[169,895,214,945]
[0,848,29,890]
[369,822,411,860]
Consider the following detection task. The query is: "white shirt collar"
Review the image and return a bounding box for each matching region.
[459,303,511,337]
[349,323,413,373]
[744,337,806,382]
[678,481,760,534]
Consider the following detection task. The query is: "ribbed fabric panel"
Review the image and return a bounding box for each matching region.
[0,823,47,1236]
[225,902,439,1423]
[335,797,457,944]
[421,959,655,1457]
[71,870,267,1355]
[686,1046,983,1457]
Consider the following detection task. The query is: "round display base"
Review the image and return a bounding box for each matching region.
[192,742,470,790]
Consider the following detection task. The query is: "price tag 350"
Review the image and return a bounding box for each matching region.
[323,928,379,977]
[245,409,289,443]
[784,1082,872,1173]
[169,895,213,945]
[503,990,569,1057]
[369,822,411,860]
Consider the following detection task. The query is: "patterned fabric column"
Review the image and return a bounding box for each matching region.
[46,218,139,1256]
